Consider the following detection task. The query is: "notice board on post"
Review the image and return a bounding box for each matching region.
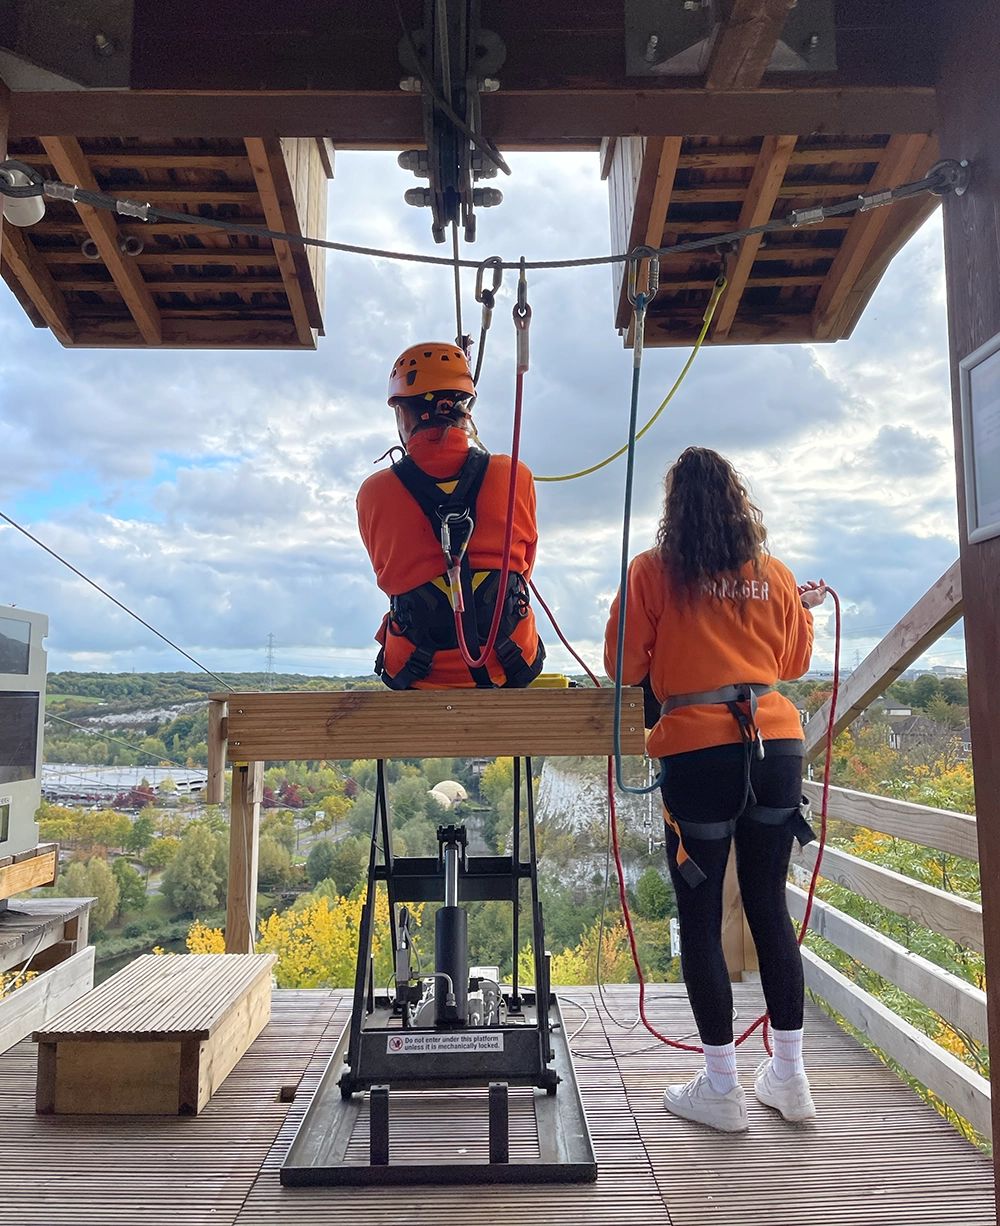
[961,331,1000,545]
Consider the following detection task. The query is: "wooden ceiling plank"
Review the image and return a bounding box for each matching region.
[244,137,315,348]
[811,133,929,340]
[56,277,285,293]
[712,134,797,340]
[671,181,871,202]
[42,249,279,267]
[705,0,799,91]
[39,137,162,345]
[1,221,74,345]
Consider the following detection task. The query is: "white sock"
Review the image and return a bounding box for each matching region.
[702,1042,739,1094]
[771,1028,805,1080]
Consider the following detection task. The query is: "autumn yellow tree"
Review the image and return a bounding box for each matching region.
[258,890,397,989]
[186,920,227,953]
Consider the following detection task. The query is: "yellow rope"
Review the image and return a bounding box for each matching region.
[534,276,728,483]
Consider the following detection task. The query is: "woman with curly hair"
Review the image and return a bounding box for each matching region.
[604,446,827,1133]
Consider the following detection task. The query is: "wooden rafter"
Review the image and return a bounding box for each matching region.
[811,133,930,340]
[705,0,799,90]
[1,221,74,345]
[244,136,316,348]
[612,136,682,328]
[39,136,162,345]
[42,250,280,267]
[712,134,798,341]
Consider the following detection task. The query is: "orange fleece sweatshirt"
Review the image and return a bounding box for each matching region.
[604,550,813,756]
[356,427,541,688]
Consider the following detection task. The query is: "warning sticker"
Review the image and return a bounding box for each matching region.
[386,1032,504,1055]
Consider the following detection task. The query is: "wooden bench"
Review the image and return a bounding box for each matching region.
[34,952,276,1115]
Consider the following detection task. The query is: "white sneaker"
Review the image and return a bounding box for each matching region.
[754,1058,816,1120]
[663,1069,749,1132]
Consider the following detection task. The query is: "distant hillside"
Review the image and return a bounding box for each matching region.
[43,670,382,769]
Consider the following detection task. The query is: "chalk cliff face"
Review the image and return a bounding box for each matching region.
[533,757,662,889]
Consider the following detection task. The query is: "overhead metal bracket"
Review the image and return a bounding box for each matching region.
[397,0,507,243]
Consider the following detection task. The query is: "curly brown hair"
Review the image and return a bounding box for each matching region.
[655,447,768,604]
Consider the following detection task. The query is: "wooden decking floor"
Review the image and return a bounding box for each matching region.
[0,984,993,1226]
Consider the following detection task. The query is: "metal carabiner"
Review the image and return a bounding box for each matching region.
[513,258,531,373]
[475,255,503,307]
[627,247,660,307]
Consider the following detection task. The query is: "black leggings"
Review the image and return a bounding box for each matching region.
[661,740,804,1046]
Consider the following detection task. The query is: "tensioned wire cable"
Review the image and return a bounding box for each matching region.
[0,508,230,689]
[535,274,727,482]
[0,159,963,273]
[45,711,192,771]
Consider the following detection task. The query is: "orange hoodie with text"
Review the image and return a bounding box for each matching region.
[604,550,813,756]
[356,427,541,688]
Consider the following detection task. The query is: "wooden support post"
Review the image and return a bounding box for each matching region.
[721,848,747,981]
[937,0,1000,1185]
[207,699,228,806]
[704,0,798,90]
[225,761,263,955]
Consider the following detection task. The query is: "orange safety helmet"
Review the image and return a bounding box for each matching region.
[388,342,476,403]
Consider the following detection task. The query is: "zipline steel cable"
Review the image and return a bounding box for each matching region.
[0,159,968,273]
[0,508,231,690]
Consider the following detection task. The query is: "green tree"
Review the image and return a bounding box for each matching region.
[328,836,369,897]
[112,857,147,917]
[143,836,181,871]
[479,757,514,806]
[125,811,156,856]
[261,810,297,853]
[925,694,966,729]
[258,835,293,889]
[161,825,221,914]
[307,840,338,888]
[635,866,674,920]
[911,673,943,710]
[56,858,120,931]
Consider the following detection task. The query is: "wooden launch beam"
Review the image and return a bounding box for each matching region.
[7,89,939,145]
[39,137,162,345]
[712,134,797,340]
[216,688,647,762]
[705,0,799,91]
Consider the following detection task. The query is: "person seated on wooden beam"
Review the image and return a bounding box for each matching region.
[357,342,545,689]
[605,446,827,1133]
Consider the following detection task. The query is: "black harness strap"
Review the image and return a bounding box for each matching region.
[745,797,816,847]
[378,447,543,689]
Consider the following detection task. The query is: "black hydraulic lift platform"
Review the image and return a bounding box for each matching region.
[280,758,597,1186]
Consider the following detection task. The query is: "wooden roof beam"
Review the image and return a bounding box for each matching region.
[712,134,798,341]
[1,221,74,345]
[39,136,162,345]
[244,136,316,349]
[811,133,930,341]
[705,0,799,91]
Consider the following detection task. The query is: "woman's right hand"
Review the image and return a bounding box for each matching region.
[798,579,827,608]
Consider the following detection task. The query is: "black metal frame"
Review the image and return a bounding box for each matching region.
[280,756,597,1186]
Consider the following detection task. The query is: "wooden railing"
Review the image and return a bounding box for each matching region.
[772,560,989,1138]
[789,782,989,1139]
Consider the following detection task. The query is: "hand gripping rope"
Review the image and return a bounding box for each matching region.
[449,260,530,673]
[530,577,842,1054]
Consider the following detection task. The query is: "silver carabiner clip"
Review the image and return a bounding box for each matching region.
[627,248,660,307]
[475,255,503,307]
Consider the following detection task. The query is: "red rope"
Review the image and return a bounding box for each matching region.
[529,579,603,688]
[452,365,524,672]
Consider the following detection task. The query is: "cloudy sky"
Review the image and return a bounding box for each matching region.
[0,150,964,679]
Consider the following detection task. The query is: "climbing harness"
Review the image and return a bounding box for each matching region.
[535,274,728,483]
[376,446,544,690]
